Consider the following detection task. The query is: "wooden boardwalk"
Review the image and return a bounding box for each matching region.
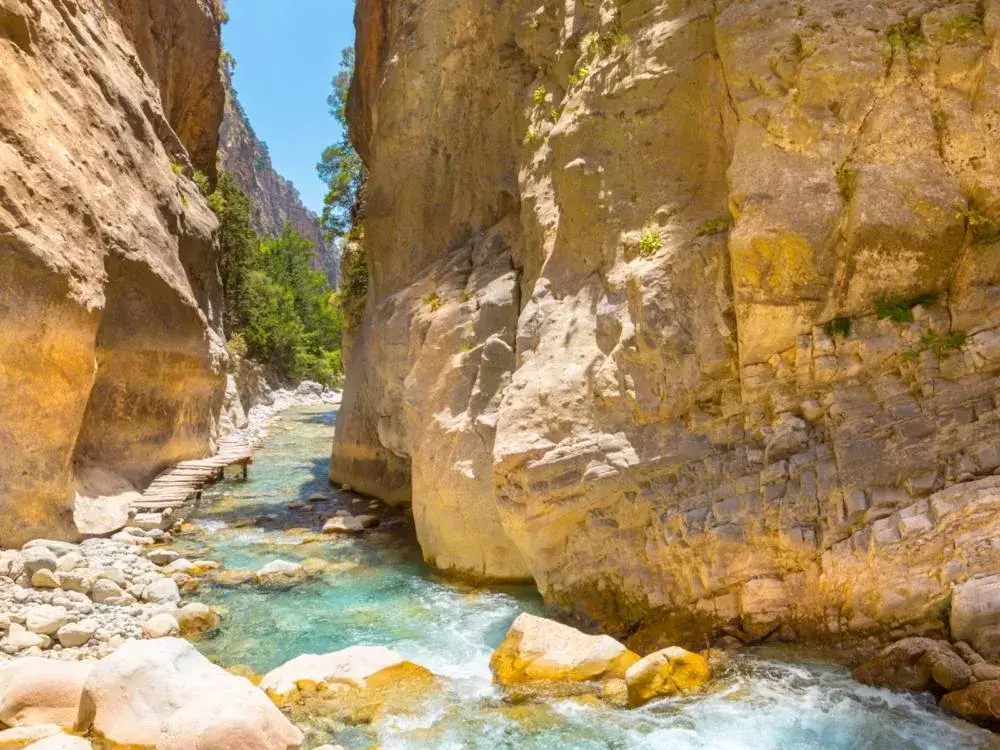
[131,438,252,515]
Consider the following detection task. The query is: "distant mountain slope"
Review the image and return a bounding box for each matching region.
[218,75,338,287]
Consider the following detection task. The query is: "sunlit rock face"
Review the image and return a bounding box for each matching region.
[0,0,227,546]
[334,0,1000,644]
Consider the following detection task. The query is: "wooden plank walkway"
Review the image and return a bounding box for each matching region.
[131,438,252,514]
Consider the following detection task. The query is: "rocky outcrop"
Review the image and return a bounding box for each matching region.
[0,0,228,547]
[334,0,1000,645]
[219,76,338,287]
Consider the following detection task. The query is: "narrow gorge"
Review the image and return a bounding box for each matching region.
[4,0,1000,747]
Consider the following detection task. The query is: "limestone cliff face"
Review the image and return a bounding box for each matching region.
[334,0,1000,646]
[0,0,227,546]
[219,79,338,287]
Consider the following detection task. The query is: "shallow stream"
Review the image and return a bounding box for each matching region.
[174,405,998,749]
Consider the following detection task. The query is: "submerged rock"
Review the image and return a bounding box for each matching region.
[0,658,92,731]
[852,637,971,693]
[625,647,711,707]
[322,515,379,534]
[80,638,302,748]
[490,614,640,699]
[260,645,436,724]
[177,603,219,636]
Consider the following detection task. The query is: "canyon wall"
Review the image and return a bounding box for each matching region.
[0,0,227,546]
[334,0,1000,646]
[219,76,338,287]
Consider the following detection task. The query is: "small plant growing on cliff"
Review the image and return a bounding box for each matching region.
[920,329,967,357]
[836,164,858,199]
[169,160,185,177]
[887,20,925,50]
[944,12,983,37]
[956,204,1000,246]
[193,170,211,196]
[460,290,474,303]
[697,217,731,236]
[875,292,937,323]
[524,127,539,146]
[423,290,442,312]
[569,65,590,86]
[532,85,547,105]
[636,230,663,257]
[549,107,563,123]
[226,331,248,359]
[900,349,920,363]
[932,109,948,138]
[824,317,852,339]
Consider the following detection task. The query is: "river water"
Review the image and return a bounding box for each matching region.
[173,405,998,749]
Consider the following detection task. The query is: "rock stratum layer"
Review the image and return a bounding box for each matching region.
[333,0,1000,646]
[219,75,338,287]
[0,0,227,546]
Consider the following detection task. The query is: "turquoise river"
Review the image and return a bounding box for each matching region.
[172,405,999,749]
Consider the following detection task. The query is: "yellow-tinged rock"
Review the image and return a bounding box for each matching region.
[490,613,640,688]
[0,724,63,748]
[260,645,437,724]
[625,646,711,707]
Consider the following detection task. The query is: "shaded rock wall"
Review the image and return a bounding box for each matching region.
[219,76,338,287]
[335,0,1000,645]
[0,0,227,546]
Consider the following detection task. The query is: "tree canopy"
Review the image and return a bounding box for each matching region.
[210,174,343,384]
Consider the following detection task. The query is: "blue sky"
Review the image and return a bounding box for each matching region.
[222,1,356,214]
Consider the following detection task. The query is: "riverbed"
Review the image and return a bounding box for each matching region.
[173,405,998,749]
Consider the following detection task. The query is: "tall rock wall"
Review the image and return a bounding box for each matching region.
[334,0,1000,645]
[0,0,228,546]
[219,77,338,287]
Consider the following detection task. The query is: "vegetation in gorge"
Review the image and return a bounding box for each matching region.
[211,173,344,384]
[318,46,369,331]
[824,317,852,339]
[636,230,663,257]
[874,292,937,323]
[318,47,365,243]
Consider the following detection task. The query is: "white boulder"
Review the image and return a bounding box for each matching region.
[0,658,93,731]
[80,638,302,749]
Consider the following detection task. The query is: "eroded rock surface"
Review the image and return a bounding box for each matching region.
[0,0,228,547]
[333,0,1000,644]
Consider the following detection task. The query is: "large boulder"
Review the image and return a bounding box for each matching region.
[0,658,93,731]
[79,638,302,749]
[940,680,1000,728]
[951,576,1000,660]
[852,637,971,693]
[73,493,134,538]
[490,614,640,697]
[625,647,711,707]
[260,646,436,724]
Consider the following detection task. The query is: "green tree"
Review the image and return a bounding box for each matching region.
[317,47,365,242]
[209,174,345,384]
[212,172,259,335]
